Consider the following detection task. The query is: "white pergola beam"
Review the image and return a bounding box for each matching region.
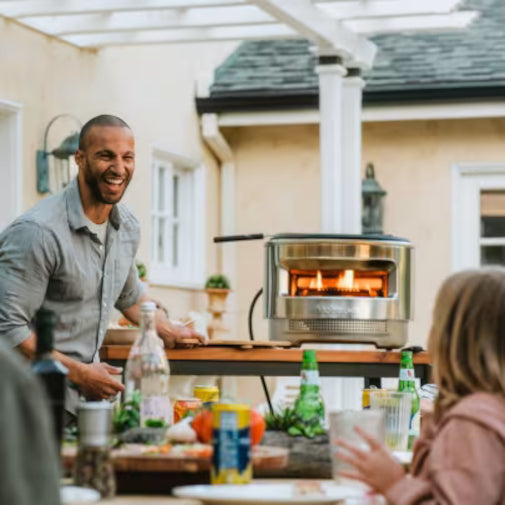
[318,0,464,20]
[63,23,296,47]
[0,0,246,18]
[250,0,377,68]
[22,6,274,35]
[345,11,479,35]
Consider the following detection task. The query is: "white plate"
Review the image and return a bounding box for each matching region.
[173,482,364,505]
[60,486,101,504]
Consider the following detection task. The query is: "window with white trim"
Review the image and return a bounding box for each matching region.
[150,148,205,288]
[452,164,505,270]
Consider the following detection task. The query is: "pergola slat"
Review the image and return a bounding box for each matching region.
[0,0,247,18]
[62,23,296,47]
[22,6,274,36]
[345,11,479,35]
[318,0,464,19]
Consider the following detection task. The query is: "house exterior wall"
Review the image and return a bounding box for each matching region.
[226,118,505,355]
[0,17,236,320]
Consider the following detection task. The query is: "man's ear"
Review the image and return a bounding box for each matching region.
[74,149,84,170]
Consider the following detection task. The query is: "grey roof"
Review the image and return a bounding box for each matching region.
[209,0,505,99]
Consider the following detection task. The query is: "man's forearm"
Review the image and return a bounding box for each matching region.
[17,335,85,385]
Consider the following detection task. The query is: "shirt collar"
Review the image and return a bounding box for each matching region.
[66,177,121,231]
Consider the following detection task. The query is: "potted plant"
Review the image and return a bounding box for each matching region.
[204,274,231,339]
[205,274,231,313]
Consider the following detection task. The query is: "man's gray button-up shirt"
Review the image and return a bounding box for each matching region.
[0,177,145,364]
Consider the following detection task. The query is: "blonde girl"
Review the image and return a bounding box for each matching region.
[337,268,505,505]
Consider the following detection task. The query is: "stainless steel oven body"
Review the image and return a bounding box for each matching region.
[264,234,413,348]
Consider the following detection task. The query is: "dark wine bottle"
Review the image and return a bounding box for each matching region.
[32,308,68,450]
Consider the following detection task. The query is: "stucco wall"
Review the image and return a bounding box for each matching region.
[226,118,505,357]
[0,18,236,319]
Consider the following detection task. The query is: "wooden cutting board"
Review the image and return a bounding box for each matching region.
[206,339,292,349]
[62,444,288,473]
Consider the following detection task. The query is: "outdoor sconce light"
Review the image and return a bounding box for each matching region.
[36,114,81,194]
[362,162,387,235]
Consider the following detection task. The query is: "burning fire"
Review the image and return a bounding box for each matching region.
[291,269,387,297]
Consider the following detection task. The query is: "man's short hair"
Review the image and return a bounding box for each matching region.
[79,114,131,149]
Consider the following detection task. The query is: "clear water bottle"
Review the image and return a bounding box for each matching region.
[124,302,171,426]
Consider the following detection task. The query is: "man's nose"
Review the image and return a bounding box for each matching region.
[109,157,127,174]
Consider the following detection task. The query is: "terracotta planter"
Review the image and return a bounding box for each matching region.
[205,288,230,313]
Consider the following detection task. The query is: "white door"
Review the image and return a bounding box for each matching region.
[0,101,22,231]
[452,164,505,270]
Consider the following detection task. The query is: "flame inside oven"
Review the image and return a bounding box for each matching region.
[290,269,388,297]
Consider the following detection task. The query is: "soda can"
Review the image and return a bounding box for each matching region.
[362,388,384,409]
[194,385,220,403]
[173,398,202,424]
[211,403,252,484]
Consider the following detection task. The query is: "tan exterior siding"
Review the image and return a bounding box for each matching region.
[0,18,236,320]
[227,118,505,349]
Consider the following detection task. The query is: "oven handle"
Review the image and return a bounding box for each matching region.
[213,233,265,243]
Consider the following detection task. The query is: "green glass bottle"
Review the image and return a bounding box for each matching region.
[398,350,420,450]
[32,308,68,451]
[289,350,325,438]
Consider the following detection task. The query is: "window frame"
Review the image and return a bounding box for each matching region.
[149,146,205,289]
[452,163,505,271]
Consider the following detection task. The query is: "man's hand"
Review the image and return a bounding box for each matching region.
[159,322,208,349]
[76,362,125,401]
[121,297,208,349]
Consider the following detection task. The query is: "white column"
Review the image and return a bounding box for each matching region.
[316,57,347,233]
[341,70,365,234]
[316,62,368,413]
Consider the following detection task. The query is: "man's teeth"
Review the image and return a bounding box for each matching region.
[104,178,123,186]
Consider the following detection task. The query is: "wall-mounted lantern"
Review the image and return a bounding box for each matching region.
[362,162,386,235]
[36,114,81,194]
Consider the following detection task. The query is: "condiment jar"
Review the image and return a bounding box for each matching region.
[73,401,116,498]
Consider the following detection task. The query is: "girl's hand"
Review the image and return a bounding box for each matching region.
[335,426,406,495]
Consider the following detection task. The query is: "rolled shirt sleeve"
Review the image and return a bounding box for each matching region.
[0,222,57,347]
[114,261,147,312]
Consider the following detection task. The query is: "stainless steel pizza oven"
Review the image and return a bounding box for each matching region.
[264,234,413,348]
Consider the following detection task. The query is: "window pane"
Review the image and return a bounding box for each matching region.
[481,245,505,266]
[481,190,505,237]
[173,223,178,267]
[158,167,166,212]
[173,174,179,218]
[481,216,505,238]
[158,217,165,262]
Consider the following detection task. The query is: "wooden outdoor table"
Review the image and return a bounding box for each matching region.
[100,346,431,387]
[63,445,288,494]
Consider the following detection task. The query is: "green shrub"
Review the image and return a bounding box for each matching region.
[205,274,231,290]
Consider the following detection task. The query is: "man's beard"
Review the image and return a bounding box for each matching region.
[83,159,130,205]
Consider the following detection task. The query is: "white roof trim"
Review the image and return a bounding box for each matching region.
[215,101,505,126]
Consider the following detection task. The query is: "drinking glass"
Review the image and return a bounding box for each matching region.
[369,390,412,452]
[328,410,385,483]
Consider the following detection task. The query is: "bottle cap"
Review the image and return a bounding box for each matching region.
[77,401,113,447]
[140,301,157,312]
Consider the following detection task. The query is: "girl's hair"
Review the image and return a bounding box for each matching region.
[430,267,505,416]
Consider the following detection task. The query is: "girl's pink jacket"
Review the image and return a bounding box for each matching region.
[385,393,505,505]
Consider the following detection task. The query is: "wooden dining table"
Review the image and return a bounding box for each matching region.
[100,345,431,387]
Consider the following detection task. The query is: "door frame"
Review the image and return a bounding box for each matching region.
[0,98,23,228]
[452,163,505,271]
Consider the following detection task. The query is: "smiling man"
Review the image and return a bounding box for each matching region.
[0,114,206,416]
